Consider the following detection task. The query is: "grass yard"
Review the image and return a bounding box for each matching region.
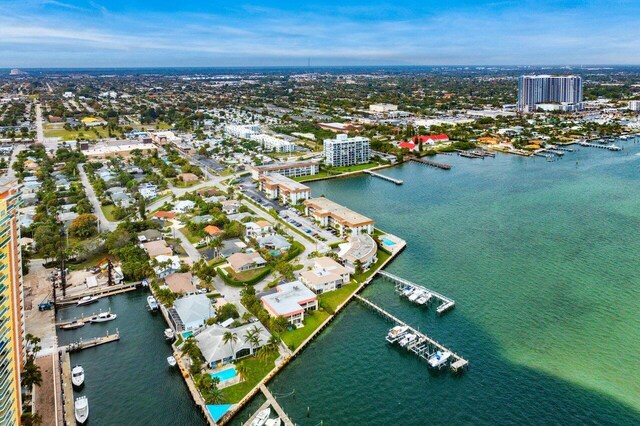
[44,124,114,140]
[352,248,390,283]
[280,309,331,350]
[219,352,278,403]
[179,227,202,244]
[330,162,380,174]
[101,204,118,221]
[319,282,360,312]
[224,266,269,282]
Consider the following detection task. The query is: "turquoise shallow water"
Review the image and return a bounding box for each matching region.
[235,141,640,425]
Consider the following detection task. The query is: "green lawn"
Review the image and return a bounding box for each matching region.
[280,309,331,350]
[219,352,278,403]
[319,282,359,312]
[330,162,380,173]
[44,124,114,140]
[179,227,202,244]
[101,204,118,221]
[293,172,331,182]
[352,249,390,283]
[224,266,269,282]
[68,251,111,271]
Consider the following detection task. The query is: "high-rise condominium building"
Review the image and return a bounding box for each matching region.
[517,75,583,112]
[0,177,24,425]
[323,134,371,167]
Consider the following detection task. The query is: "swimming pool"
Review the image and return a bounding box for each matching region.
[381,237,396,246]
[269,250,281,257]
[210,367,237,382]
[181,331,193,339]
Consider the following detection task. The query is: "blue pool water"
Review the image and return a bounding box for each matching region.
[381,237,396,246]
[207,404,233,422]
[269,250,281,257]
[210,367,237,382]
[182,331,193,339]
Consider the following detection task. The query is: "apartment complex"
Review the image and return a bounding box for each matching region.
[304,197,374,236]
[258,173,311,205]
[628,100,640,112]
[517,75,583,112]
[225,124,296,152]
[0,177,24,425]
[250,161,320,180]
[323,134,371,167]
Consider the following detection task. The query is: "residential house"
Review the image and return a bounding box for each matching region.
[164,272,197,295]
[221,200,241,214]
[245,220,273,239]
[227,252,267,273]
[260,281,318,327]
[300,257,351,294]
[171,294,216,331]
[142,240,173,258]
[196,322,272,367]
[173,200,196,214]
[257,234,291,252]
[337,233,378,273]
[153,255,181,278]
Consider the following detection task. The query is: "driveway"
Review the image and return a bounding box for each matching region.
[78,164,118,232]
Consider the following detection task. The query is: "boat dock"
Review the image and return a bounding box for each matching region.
[579,141,622,151]
[377,270,455,315]
[60,350,76,426]
[354,295,468,373]
[56,310,113,328]
[243,384,295,426]
[65,330,120,352]
[364,169,403,185]
[56,283,139,306]
[409,157,452,170]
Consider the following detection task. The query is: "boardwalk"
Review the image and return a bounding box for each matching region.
[65,330,120,352]
[56,283,139,306]
[377,270,455,314]
[409,157,452,170]
[354,295,468,372]
[364,169,403,185]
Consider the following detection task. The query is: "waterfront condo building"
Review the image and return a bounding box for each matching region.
[250,161,320,180]
[258,173,311,205]
[517,75,583,112]
[628,100,640,112]
[323,134,371,167]
[304,197,374,236]
[0,177,24,425]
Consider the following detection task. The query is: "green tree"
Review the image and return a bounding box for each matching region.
[222,331,239,360]
[69,214,98,238]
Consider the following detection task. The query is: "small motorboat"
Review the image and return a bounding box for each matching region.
[60,320,85,330]
[265,418,281,426]
[416,292,432,305]
[428,351,452,369]
[89,311,117,323]
[167,356,177,367]
[399,333,417,348]
[77,296,98,307]
[74,395,89,424]
[251,407,271,426]
[164,328,175,340]
[147,295,159,311]
[385,325,409,343]
[402,287,414,297]
[408,290,422,302]
[71,365,84,387]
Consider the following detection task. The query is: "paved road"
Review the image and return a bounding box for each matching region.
[172,224,202,261]
[6,143,26,179]
[35,102,44,143]
[77,164,117,232]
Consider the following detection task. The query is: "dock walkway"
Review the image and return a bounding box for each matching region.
[377,270,455,314]
[579,141,622,151]
[354,295,468,373]
[243,385,295,426]
[60,351,75,426]
[65,330,120,352]
[364,169,403,185]
[57,283,139,306]
[409,157,452,170]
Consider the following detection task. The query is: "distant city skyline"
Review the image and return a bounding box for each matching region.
[1,0,640,67]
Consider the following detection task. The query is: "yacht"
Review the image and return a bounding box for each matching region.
[408,290,422,302]
[416,292,432,305]
[77,296,98,307]
[428,351,452,369]
[60,320,85,330]
[74,396,89,424]
[167,356,177,367]
[265,419,281,426]
[399,333,417,348]
[385,325,409,343]
[164,328,175,340]
[251,408,271,426]
[89,311,117,323]
[147,295,159,311]
[402,286,415,297]
[71,365,84,387]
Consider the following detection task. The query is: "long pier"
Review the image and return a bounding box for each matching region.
[243,384,295,426]
[409,157,452,170]
[56,309,114,328]
[56,283,139,306]
[354,295,468,373]
[377,270,455,315]
[60,350,76,426]
[65,330,120,352]
[364,169,403,185]
[579,141,622,151]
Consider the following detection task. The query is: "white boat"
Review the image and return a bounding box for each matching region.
[77,296,98,307]
[74,395,89,424]
[265,419,281,426]
[147,295,159,311]
[399,333,417,347]
[60,320,85,330]
[71,365,84,387]
[408,290,422,302]
[402,287,414,297]
[164,328,175,340]
[89,311,117,323]
[416,292,432,305]
[428,351,452,368]
[385,325,409,343]
[251,408,271,426]
[167,356,177,367]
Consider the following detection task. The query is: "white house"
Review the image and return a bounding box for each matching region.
[261,281,318,327]
[172,294,216,331]
[172,200,196,214]
[245,220,273,239]
[300,257,351,294]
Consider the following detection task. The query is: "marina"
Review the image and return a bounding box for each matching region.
[243,385,294,426]
[355,294,468,373]
[56,282,140,306]
[408,157,452,170]
[56,309,117,328]
[364,169,403,185]
[579,141,623,151]
[65,329,120,352]
[378,270,455,315]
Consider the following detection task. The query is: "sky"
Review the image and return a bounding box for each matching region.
[1,0,640,68]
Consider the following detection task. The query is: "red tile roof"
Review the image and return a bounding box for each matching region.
[204,225,223,236]
[413,134,449,143]
[153,211,176,219]
[398,141,417,150]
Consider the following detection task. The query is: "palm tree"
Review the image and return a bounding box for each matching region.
[244,328,257,355]
[222,331,239,360]
[235,364,248,382]
[206,386,225,405]
[249,325,263,353]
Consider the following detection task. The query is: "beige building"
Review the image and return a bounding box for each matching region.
[259,173,311,205]
[83,143,156,159]
[304,197,374,236]
[250,161,320,180]
[227,252,267,273]
[300,257,351,294]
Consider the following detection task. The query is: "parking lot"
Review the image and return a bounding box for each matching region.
[238,178,286,212]
[279,209,342,245]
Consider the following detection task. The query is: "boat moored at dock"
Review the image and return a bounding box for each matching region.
[164,328,175,340]
[386,325,409,343]
[74,395,89,424]
[428,351,452,369]
[251,407,271,426]
[147,295,159,311]
[77,296,98,307]
[71,365,85,388]
[89,311,117,323]
[167,356,177,367]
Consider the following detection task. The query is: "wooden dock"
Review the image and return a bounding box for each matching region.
[65,330,120,352]
[409,157,452,170]
[243,384,295,426]
[377,270,455,314]
[579,141,622,151]
[354,295,468,373]
[60,350,76,426]
[56,309,113,328]
[56,283,139,306]
[364,169,403,185]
